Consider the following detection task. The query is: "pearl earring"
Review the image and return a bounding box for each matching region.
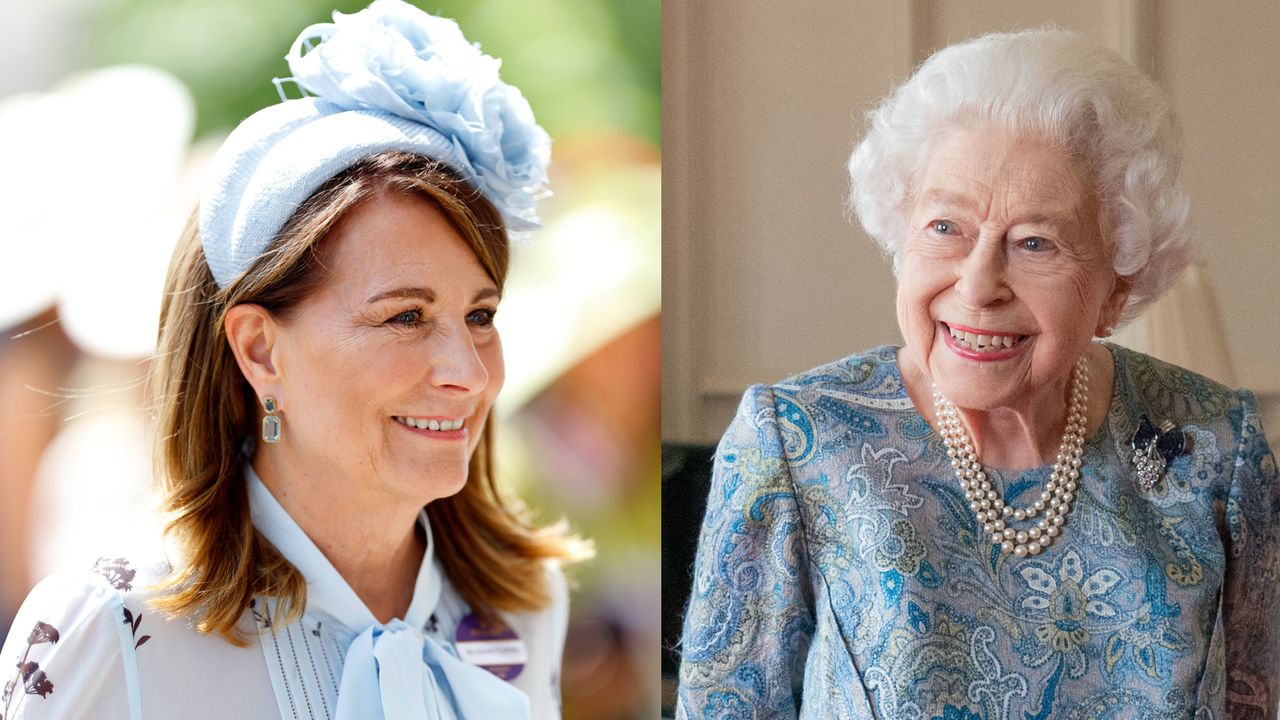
[262,396,281,443]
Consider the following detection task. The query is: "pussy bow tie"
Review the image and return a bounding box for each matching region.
[334,619,530,720]
[244,468,530,720]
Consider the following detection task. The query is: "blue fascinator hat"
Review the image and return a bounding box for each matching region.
[199,0,552,288]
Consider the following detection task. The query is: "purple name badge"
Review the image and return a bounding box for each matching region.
[455,613,527,681]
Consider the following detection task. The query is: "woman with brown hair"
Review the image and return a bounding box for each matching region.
[0,2,586,718]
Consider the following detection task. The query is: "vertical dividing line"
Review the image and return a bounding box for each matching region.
[661,0,698,441]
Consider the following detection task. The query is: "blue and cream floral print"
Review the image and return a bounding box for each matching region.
[677,344,1279,719]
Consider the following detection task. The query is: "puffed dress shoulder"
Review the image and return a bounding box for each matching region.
[677,343,1279,720]
[0,468,569,719]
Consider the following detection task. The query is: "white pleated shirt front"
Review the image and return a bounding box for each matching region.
[0,469,568,719]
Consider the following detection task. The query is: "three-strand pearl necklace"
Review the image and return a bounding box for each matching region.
[931,356,1088,558]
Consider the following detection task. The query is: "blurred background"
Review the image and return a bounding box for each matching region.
[0,1,659,718]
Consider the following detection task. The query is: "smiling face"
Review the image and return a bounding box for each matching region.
[267,189,504,505]
[896,124,1129,413]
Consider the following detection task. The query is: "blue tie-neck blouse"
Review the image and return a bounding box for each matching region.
[0,468,567,719]
[245,466,533,719]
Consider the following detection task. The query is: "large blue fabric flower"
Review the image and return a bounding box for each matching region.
[285,0,551,230]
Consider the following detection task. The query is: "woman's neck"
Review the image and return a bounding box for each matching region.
[953,399,1076,469]
[900,343,1115,471]
[251,453,426,624]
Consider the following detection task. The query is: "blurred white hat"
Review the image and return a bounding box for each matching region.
[497,162,661,411]
[0,65,198,358]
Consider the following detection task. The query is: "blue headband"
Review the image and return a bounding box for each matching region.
[199,0,551,288]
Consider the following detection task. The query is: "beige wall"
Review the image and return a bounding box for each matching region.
[663,0,1280,444]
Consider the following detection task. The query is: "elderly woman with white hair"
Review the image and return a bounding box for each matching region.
[677,30,1278,718]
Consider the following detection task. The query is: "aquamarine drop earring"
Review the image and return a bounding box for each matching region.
[262,396,281,443]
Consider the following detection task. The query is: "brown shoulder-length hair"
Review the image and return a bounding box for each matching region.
[148,151,590,645]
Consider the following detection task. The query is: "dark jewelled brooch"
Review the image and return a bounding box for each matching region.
[1130,414,1188,491]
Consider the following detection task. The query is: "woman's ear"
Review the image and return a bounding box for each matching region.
[1096,275,1133,337]
[225,304,283,401]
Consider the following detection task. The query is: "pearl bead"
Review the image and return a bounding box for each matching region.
[936,355,1085,561]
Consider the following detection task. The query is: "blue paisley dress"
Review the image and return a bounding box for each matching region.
[677,344,1279,720]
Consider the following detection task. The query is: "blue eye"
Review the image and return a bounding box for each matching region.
[468,308,497,328]
[931,220,955,235]
[388,309,422,326]
[1022,237,1052,252]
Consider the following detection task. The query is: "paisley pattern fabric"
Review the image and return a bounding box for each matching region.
[677,344,1279,720]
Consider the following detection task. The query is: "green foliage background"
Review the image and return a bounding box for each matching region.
[82,0,660,145]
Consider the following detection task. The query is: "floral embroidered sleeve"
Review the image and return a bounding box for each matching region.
[676,385,816,719]
[0,564,143,719]
[1222,390,1280,719]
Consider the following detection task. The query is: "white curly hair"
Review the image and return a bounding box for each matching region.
[848,29,1191,326]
